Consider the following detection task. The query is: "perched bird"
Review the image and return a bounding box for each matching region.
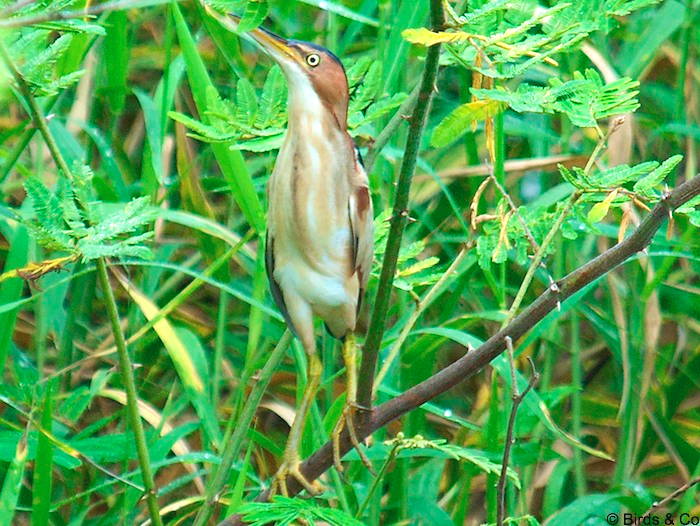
[212,12,374,494]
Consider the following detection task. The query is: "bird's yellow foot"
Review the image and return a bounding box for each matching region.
[332,402,374,474]
[272,457,324,497]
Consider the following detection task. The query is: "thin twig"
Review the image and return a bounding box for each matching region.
[641,477,700,519]
[496,339,538,526]
[364,83,421,173]
[374,243,471,388]
[488,172,540,253]
[356,0,445,413]
[355,445,400,519]
[501,191,580,327]
[431,154,589,180]
[218,173,700,523]
[499,122,619,328]
[0,0,175,29]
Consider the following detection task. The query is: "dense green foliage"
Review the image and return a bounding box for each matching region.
[0,0,698,525]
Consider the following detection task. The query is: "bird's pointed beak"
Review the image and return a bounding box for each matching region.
[238,17,295,60]
[206,8,299,65]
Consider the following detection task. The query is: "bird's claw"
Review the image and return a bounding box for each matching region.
[332,402,374,475]
[272,459,324,497]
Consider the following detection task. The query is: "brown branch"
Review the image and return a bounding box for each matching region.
[641,476,700,519]
[219,173,700,526]
[424,154,589,180]
[496,346,538,526]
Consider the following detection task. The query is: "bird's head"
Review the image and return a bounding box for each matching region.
[221,13,350,129]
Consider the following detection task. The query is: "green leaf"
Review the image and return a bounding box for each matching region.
[32,386,54,526]
[19,33,83,96]
[296,0,379,26]
[588,161,657,188]
[552,70,639,127]
[133,88,164,183]
[349,93,407,130]
[169,111,239,143]
[235,77,259,126]
[239,496,364,526]
[24,178,65,233]
[587,201,611,224]
[475,70,639,127]
[688,210,700,228]
[230,134,285,152]
[350,60,382,114]
[545,493,621,526]
[676,195,700,214]
[618,0,684,78]
[255,66,286,129]
[237,0,269,32]
[431,100,506,147]
[101,11,129,114]
[472,84,553,113]
[633,154,683,196]
[384,433,520,488]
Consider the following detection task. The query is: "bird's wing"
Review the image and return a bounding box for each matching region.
[348,177,374,313]
[265,233,297,336]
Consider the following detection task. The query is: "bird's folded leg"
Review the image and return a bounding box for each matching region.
[332,334,374,475]
[273,454,323,497]
[272,353,324,496]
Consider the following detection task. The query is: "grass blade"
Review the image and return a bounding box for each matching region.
[0,431,28,526]
[172,3,265,233]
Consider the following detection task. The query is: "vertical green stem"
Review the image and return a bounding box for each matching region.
[493,112,506,183]
[96,259,163,526]
[570,311,586,496]
[494,105,507,309]
[31,382,54,526]
[212,292,230,411]
[357,0,445,409]
[356,447,398,519]
[161,3,174,134]
[33,268,48,374]
[327,11,338,52]
[485,371,499,523]
[675,0,692,124]
[451,466,473,524]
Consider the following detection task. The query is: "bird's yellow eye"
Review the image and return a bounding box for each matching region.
[306,53,321,67]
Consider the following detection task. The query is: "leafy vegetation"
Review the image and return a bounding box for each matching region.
[0,0,698,525]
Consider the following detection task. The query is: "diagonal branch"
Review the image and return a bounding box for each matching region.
[220,173,700,525]
[641,476,700,518]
